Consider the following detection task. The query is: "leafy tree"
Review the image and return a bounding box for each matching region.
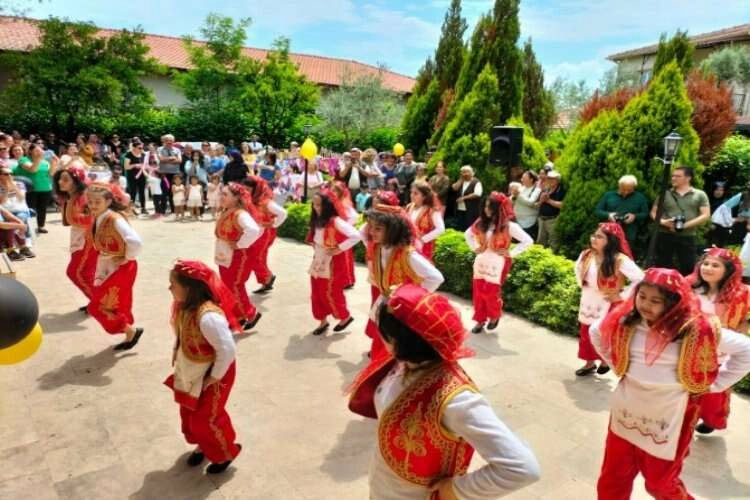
[0,17,156,137]
[701,45,750,84]
[434,0,467,92]
[521,38,555,138]
[652,30,694,77]
[599,66,641,94]
[453,14,491,101]
[401,57,433,153]
[686,70,736,164]
[172,14,258,112]
[548,77,593,112]
[244,38,319,148]
[579,87,641,125]
[317,67,403,150]
[555,62,700,258]
[705,135,750,192]
[398,80,441,156]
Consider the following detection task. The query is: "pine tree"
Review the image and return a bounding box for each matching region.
[400,80,441,157]
[652,30,694,78]
[434,0,467,92]
[521,38,555,138]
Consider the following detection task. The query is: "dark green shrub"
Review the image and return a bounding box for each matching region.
[277,202,311,241]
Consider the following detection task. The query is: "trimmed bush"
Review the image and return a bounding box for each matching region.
[276,203,749,393]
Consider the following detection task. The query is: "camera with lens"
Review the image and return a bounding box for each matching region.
[613,213,627,224]
[673,214,686,232]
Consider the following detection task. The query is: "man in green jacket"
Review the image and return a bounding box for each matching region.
[594,175,649,254]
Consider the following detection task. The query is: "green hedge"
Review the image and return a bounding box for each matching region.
[277,202,749,393]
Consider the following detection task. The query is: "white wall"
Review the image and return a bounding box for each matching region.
[140,75,187,108]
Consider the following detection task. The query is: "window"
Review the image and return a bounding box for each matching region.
[732,93,746,115]
[640,69,652,85]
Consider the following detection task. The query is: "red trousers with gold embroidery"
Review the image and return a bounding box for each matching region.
[578,323,602,362]
[343,248,355,287]
[66,243,98,301]
[179,362,241,464]
[472,279,503,323]
[219,249,257,322]
[310,254,349,321]
[597,399,700,500]
[251,228,275,286]
[698,390,730,430]
[89,260,137,334]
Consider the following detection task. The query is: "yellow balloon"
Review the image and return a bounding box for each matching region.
[393,143,405,157]
[0,323,42,365]
[300,138,318,161]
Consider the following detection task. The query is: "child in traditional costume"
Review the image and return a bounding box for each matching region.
[307,189,361,336]
[406,181,444,262]
[242,176,288,295]
[689,247,750,434]
[53,162,98,312]
[465,192,532,334]
[86,182,144,350]
[349,284,541,499]
[214,182,263,332]
[164,259,242,474]
[574,222,643,376]
[331,181,360,289]
[591,268,750,499]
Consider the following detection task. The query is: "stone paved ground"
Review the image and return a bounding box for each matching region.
[1,211,749,500]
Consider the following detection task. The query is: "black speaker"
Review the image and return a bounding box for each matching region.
[489,126,523,167]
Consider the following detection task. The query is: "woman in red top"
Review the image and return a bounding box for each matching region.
[53,162,98,312]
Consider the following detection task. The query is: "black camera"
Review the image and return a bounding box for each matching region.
[674,214,686,232]
[613,213,627,224]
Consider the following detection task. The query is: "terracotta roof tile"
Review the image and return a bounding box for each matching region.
[608,23,750,61]
[0,16,416,93]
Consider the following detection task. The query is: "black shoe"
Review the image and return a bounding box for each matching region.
[7,250,25,261]
[695,423,715,435]
[114,327,144,351]
[312,323,329,336]
[471,323,485,334]
[344,284,355,290]
[333,317,354,332]
[78,305,89,314]
[206,444,240,474]
[186,450,205,467]
[596,364,611,375]
[575,365,597,376]
[242,312,262,331]
[37,227,48,234]
[487,318,499,331]
[19,247,35,258]
[253,275,276,294]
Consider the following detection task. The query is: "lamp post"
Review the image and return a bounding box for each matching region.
[301,123,313,203]
[644,130,684,267]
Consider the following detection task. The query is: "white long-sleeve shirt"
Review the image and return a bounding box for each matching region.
[215,210,262,267]
[464,222,533,258]
[574,251,644,324]
[266,200,288,228]
[370,363,541,500]
[409,206,445,244]
[313,217,361,251]
[93,210,142,286]
[199,312,237,380]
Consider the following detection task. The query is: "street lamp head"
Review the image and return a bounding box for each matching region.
[663,130,683,163]
[303,123,312,137]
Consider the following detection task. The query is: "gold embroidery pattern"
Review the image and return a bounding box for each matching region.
[579,250,626,294]
[373,246,423,297]
[677,316,720,394]
[208,380,233,461]
[393,403,428,466]
[100,286,120,320]
[612,326,635,377]
[176,303,222,363]
[93,212,127,257]
[215,208,241,242]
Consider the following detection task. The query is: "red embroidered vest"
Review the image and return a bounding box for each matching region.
[371,245,423,297]
[715,288,750,332]
[175,302,224,363]
[579,249,627,295]
[257,199,275,228]
[215,208,244,242]
[64,195,93,229]
[470,223,510,252]
[609,316,722,393]
[92,211,127,257]
[407,204,435,238]
[306,218,349,248]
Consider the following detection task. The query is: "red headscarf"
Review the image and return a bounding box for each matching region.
[375,190,400,208]
[171,259,242,332]
[67,163,88,185]
[245,175,274,206]
[598,222,633,259]
[600,267,701,365]
[689,247,749,324]
[317,188,348,219]
[386,284,474,361]
[226,182,261,220]
[332,180,354,209]
[490,191,515,223]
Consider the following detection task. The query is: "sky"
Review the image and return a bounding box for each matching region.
[22,0,750,87]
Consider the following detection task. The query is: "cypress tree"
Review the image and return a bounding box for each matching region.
[434,0,467,92]
[652,30,694,78]
[521,38,555,138]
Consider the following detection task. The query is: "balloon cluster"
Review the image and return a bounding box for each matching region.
[0,278,43,365]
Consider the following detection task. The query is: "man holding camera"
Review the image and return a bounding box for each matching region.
[594,175,649,256]
[650,166,710,275]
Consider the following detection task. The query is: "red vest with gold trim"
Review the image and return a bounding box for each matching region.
[470,223,510,252]
[215,208,244,242]
[92,211,127,257]
[609,316,721,393]
[371,245,423,297]
[407,204,435,239]
[579,249,627,295]
[175,302,224,363]
[355,362,477,487]
[64,194,93,229]
[257,199,275,228]
[715,288,750,332]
